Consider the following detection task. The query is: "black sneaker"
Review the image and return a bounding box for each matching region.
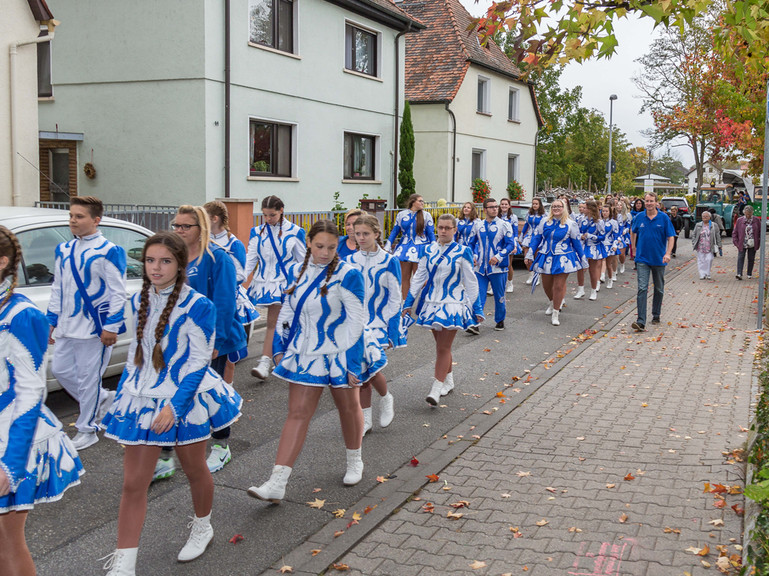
[651,317,660,324]
[465,326,480,335]
[494,321,505,331]
[631,321,646,332]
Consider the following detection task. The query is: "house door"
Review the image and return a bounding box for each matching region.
[49,149,70,201]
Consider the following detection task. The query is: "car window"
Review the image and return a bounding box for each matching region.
[511,207,529,219]
[100,226,149,279]
[16,226,71,286]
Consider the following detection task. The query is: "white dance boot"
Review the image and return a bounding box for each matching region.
[343,448,364,486]
[426,379,443,406]
[600,272,605,283]
[545,301,553,315]
[379,393,394,428]
[525,271,534,285]
[551,310,560,326]
[103,548,138,576]
[247,465,292,503]
[506,280,514,293]
[589,289,597,301]
[441,372,455,396]
[362,407,373,435]
[606,278,613,289]
[178,513,214,563]
[251,355,272,379]
[619,263,626,274]
[573,286,585,299]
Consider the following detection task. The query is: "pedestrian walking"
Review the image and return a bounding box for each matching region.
[579,200,606,301]
[630,193,676,331]
[338,208,364,259]
[0,226,84,576]
[521,198,546,286]
[498,198,521,293]
[245,196,307,381]
[100,232,242,576]
[668,206,684,258]
[456,202,480,246]
[385,194,436,300]
[734,205,760,280]
[247,220,366,503]
[692,210,722,280]
[46,196,127,451]
[525,199,586,326]
[403,214,483,405]
[345,215,405,434]
[468,198,516,331]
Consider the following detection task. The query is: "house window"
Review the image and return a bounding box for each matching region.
[507,154,519,183]
[345,24,377,77]
[508,88,519,121]
[344,132,376,180]
[249,0,294,53]
[37,28,52,98]
[471,149,486,181]
[250,120,292,177]
[477,77,490,114]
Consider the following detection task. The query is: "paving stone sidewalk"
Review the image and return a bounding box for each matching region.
[333,246,759,575]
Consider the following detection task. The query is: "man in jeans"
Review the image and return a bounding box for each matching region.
[630,193,676,332]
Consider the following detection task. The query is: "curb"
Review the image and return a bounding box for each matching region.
[261,255,697,575]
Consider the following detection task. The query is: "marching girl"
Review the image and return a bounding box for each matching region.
[456,202,480,247]
[524,200,586,326]
[244,196,307,381]
[522,198,546,286]
[100,232,242,575]
[600,203,619,289]
[579,200,607,301]
[572,202,588,299]
[403,214,483,406]
[338,208,364,259]
[498,198,521,293]
[616,199,632,274]
[346,215,405,434]
[385,194,436,300]
[204,201,260,385]
[248,220,366,502]
[0,226,83,576]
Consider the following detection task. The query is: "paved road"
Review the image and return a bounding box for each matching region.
[30,242,711,575]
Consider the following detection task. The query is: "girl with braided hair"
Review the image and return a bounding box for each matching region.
[100,232,242,576]
[385,194,436,300]
[0,226,84,576]
[248,220,366,502]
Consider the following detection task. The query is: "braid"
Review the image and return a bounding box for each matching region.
[321,253,339,296]
[152,274,185,371]
[285,249,311,296]
[0,227,21,309]
[133,280,152,368]
[278,218,283,239]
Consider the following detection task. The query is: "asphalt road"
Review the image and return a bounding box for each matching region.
[31,245,699,575]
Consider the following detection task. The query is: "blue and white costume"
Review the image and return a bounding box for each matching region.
[616,213,632,250]
[499,212,523,255]
[102,285,243,446]
[47,230,127,434]
[602,218,619,256]
[245,219,306,306]
[337,236,358,260]
[187,244,246,359]
[404,242,482,331]
[529,219,587,275]
[521,213,544,249]
[455,218,480,246]
[345,248,405,382]
[385,210,436,262]
[1,281,83,512]
[272,260,366,387]
[579,217,607,260]
[211,230,259,327]
[468,218,516,324]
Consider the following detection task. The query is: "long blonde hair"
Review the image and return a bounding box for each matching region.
[548,200,569,225]
[176,205,213,265]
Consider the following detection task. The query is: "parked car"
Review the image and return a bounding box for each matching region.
[1,206,152,392]
[660,197,694,238]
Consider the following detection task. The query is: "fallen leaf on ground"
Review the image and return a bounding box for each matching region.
[333,530,344,538]
[568,527,582,533]
[312,488,322,493]
[708,519,725,527]
[619,513,629,523]
[279,566,293,574]
[331,563,349,571]
[606,483,616,489]
[352,511,362,521]
[229,534,244,544]
[376,476,388,483]
[624,473,635,481]
[545,487,556,493]
[535,519,549,526]
[426,474,440,483]
[410,457,419,467]
[501,493,511,498]
[447,511,464,519]
[307,499,325,509]
[450,500,471,509]
[516,471,531,477]
[469,561,487,570]
[332,509,345,518]
[310,549,321,556]
[364,505,377,514]
[663,527,681,534]
[421,502,435,513]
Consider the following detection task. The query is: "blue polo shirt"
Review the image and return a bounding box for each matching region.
[632,211,676,266]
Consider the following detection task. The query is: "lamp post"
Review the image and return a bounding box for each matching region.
[607,94,618,196]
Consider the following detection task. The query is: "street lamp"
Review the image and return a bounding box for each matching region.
[607,94,618,196]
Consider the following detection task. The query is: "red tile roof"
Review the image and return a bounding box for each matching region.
[400,0,523,102]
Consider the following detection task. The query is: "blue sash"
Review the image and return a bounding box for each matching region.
[283,265,329,346]
[265,223,290,281]
[404,243,455,327]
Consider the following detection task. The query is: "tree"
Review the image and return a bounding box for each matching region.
[397,101,416,208]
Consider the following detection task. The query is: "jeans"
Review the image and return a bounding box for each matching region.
[636,263,665,326]
[737,248,756,276]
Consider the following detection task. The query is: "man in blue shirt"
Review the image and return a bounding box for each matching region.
[630,193,676,332]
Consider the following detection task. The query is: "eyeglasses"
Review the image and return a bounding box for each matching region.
[485,205,499,209]
[171,223,199,231]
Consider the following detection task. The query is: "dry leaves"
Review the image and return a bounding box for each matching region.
[307,499,325,509]
[279,566,293,574]
[619,513,629,523]
[535,519,549,526]
[426,474,440,483]
[469,560,487,569]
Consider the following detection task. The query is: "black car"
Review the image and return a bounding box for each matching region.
[660,197,694,237]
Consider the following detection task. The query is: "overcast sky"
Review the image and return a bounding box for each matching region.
[457,1,696,170]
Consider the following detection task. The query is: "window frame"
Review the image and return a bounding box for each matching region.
[471,148,486,182]
[508,87,520,122]
[344,21,381,79]
[507,154,519,184]
[248,118,296,179]
[343,131,378,181]
[37,27,53,99]
[477,76,490,115]
[248,0,297,55]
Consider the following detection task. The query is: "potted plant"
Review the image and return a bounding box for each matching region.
[471,178,491,203]
[506,180,525,201]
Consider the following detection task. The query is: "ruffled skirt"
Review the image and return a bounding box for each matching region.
[532,252,586,275]
[102,376,243,446]
[248,280,284,307]
[393,242,429,263]
[273,350,355,388]
[415,302,478,331]
[237,286,260,324]
[0,407,84,513]
[359,329,388,383]
[584,244,607,260]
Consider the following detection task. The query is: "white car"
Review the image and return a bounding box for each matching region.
[1,206,152,392]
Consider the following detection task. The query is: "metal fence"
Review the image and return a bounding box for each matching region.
[35,201,178,233]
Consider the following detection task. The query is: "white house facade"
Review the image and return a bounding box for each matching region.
[38,0,421,210]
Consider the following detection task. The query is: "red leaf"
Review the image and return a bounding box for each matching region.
[426,474,440,483]
[624,473,635,481]
[732,504,745,516]
[410,457,419,467]
[229,534,244,544]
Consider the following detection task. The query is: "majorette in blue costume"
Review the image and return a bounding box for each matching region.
[244,219,306,306]
[580,217,607,260]
[385,209,436,262]
[529,219,587,276]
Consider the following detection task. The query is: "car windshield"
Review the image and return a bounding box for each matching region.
[510,207,529,219]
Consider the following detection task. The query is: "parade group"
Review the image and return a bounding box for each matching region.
[1,191,675,575]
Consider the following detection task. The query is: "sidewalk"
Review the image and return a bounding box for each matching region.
[278,245,759,575]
